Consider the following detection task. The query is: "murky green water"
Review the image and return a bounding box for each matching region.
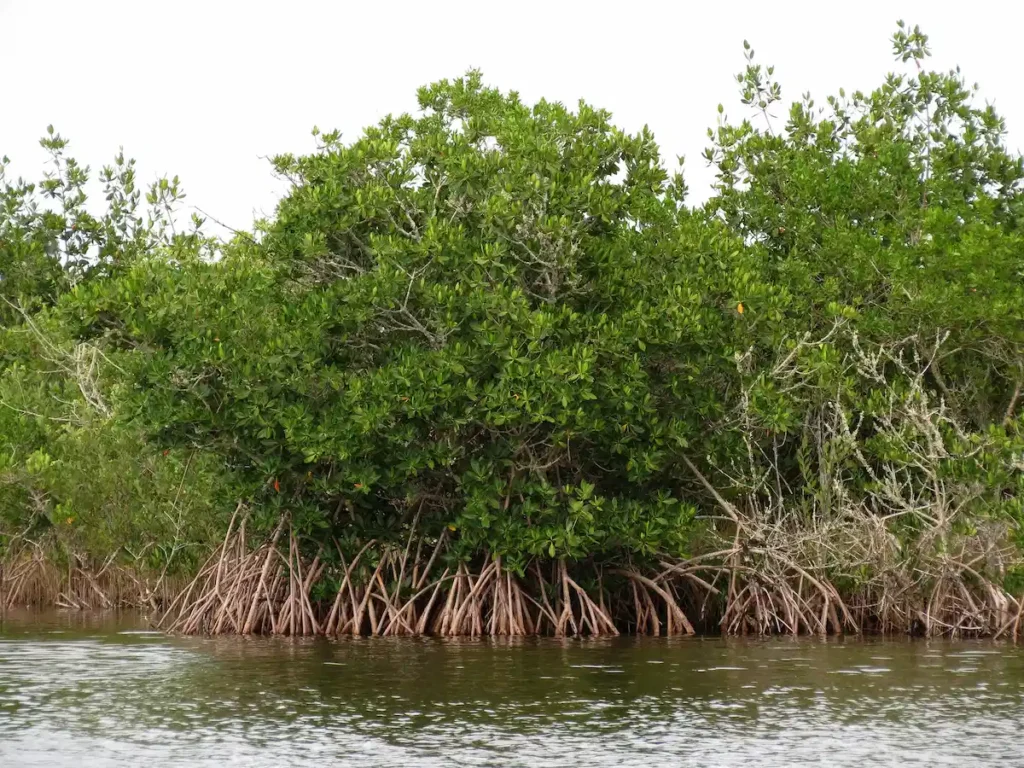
[1,611,1023,766]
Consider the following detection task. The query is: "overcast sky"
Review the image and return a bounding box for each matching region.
[2,0,1022,231]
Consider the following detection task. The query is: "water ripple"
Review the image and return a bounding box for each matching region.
[1,612,1023,766]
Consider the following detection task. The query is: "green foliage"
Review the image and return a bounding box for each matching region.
[693,23,1024,559]
[60,73,724,566]
[0,134,228,569]
[705,21,1023,426]
[2,25,1021,594]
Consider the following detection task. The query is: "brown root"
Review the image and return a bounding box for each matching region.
[1,542,185,612]
[613,568,692,635]
[149,473,1022,639]
[156,516,638,638]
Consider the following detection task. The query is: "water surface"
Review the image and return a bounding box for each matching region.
[1,610,1022,766]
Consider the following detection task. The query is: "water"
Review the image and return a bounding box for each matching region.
[1,611,1023,767]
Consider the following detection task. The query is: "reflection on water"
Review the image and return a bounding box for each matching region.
[1,610,1023,767]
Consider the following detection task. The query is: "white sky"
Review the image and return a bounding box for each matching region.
[2,0,1023,232]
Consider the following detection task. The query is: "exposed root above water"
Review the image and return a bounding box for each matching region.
[157,514,626,637]
[0,543,184,611]
[151,511,1024,639]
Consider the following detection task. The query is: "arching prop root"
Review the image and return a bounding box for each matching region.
[614,568,694,636]
[719,572,855,636]
[653,543,1023,639]
[158,512,626,637]
[158,510,302,634]
[156,509,1022,638]
[852,566,1024,640]
[1,543,182,611]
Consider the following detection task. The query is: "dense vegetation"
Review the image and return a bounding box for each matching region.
[2,25,1022,637]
